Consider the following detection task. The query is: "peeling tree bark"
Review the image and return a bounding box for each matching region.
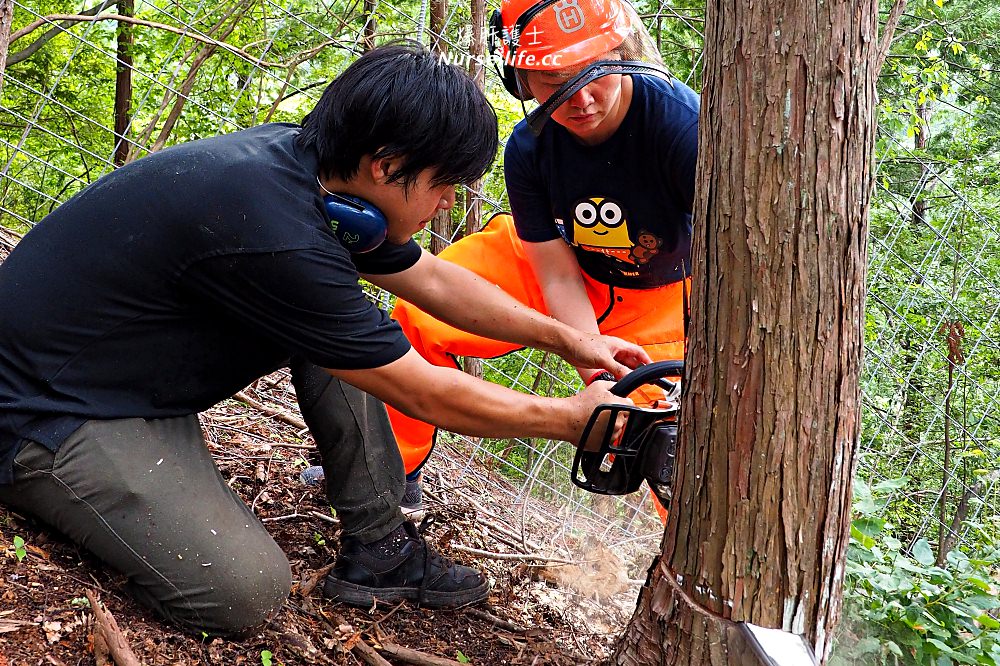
[612,0,884,663]
[429,0,447,55]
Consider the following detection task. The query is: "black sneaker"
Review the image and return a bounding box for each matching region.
[323,521,488,609]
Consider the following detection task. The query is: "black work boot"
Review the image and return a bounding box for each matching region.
[323,521,488,609]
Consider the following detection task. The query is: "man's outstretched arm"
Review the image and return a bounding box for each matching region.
[329,348,626,445]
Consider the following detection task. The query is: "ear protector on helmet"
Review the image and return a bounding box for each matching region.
[317,178,388,254]
[488,8,527,99]
[488,0,565,100]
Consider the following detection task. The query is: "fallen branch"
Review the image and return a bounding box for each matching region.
[377,642,466,666]
[234,390,309,432]
[93,630,112,666]
[266,441,316,450]
[84,590,142,666]
[0,617,33,633]
[297,562,336,597]
[352,639,394,666]
[309,510,339,525]
[0,226,21,252]
[466,496,544,553]
[261,511,311,523]
[464,608,526,633]
[363,599,407,632]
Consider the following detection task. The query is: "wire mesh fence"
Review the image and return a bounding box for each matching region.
[2,0,998,568]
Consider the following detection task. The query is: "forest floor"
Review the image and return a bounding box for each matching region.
[0,368,659,666]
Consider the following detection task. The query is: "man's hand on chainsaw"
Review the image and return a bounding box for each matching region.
[558,331,651,380]
[567,380,632,450]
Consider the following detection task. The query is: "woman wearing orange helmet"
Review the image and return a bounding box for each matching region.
[389,0,699,518]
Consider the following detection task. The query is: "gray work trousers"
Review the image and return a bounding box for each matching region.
[0,360,405,636]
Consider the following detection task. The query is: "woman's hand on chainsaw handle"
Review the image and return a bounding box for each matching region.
[554,330,651,380]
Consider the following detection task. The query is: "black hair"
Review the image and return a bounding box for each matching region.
[298,42,499,188]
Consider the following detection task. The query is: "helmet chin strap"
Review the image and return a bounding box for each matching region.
[526,60,674,136]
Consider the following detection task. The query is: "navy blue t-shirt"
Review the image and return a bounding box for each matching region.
[505,75,699,289]
[0,123,420,484]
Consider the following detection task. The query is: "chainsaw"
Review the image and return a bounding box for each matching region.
[571,360,683,507]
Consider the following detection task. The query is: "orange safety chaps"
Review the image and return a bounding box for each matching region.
[388,214,686,518]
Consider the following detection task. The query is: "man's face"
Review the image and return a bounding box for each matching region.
[373,170,456,245]
[524,52,627,143]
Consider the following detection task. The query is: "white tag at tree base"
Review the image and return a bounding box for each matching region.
[741,623,818,666]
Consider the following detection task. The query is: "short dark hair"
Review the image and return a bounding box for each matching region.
[298,42,499,188]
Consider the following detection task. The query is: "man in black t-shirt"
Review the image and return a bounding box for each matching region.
[0,44,647,636]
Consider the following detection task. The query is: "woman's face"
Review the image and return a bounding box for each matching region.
[524,53,631,144]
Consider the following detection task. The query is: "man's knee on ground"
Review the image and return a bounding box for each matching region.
[143,548,293,637]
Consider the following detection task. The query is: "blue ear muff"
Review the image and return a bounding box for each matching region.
[322,192,388,254]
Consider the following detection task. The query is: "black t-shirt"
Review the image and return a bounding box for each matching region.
[505,75,699,289]
[0,123,420,484]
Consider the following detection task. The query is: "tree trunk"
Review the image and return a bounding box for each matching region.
[362,0,376,52]
[613,0,883,663]
[0,0,13,92]
[113,0,133,166]
[458,0,485,381]
[463,0,486,241]
[936,319,964,566]
[429,0,447,54]
[428,0,453,258]
[910,100,932,227]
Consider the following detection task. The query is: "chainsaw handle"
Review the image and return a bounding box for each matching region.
[611,360,685,397]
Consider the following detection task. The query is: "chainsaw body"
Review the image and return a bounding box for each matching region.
[571,360,683,507]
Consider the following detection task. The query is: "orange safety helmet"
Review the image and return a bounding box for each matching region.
[491,0,633,73]
[488,0,672,130]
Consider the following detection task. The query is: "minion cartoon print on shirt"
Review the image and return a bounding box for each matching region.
[570,196,665,270]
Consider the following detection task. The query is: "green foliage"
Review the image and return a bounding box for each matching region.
[860,0,1000,582]
[12,535,26,562]
[835,479,1000,665]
